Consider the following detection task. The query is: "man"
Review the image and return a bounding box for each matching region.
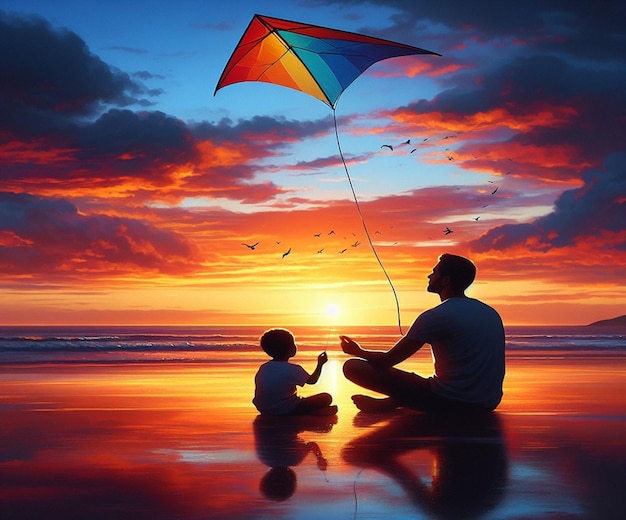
[340,254,505,413]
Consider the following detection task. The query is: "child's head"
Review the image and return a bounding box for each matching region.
[260,467,297,501]
[260,328,297,360]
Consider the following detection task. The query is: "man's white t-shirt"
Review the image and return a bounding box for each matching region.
[253,360,310,415]
[406,297,505,409]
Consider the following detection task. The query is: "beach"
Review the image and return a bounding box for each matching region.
[1,327,625,519]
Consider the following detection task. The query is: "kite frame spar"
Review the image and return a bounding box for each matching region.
[215,14,441,333]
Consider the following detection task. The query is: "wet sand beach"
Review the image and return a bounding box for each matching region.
[1,352,625,519]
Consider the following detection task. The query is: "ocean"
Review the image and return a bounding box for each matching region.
[0,324,623,365]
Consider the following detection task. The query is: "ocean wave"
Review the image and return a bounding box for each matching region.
[0,340,258,353]
[0,326,623,365]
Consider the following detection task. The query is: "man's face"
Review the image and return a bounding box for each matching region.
[427,262,444,294]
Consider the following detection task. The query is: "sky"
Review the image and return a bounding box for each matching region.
[0,0,624,327]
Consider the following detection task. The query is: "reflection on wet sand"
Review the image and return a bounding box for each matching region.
[342,411,508,520]
[253,414,337,501]
[1,358,624,519]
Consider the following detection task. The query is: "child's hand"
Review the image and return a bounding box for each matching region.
[317,351,328,365]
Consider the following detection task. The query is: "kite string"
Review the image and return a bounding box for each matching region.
[333,109,403,335]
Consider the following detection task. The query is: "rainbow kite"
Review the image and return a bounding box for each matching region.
[214,14,440,108]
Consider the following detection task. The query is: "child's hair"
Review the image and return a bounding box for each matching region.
[260,328,295,359]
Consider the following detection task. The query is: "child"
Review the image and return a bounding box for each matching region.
[253,328,338,416]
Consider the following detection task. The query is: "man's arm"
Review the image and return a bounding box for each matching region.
[340,335,424,368]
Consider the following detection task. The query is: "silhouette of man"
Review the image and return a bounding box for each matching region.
[341,254,505,413]
[342,412,508,519]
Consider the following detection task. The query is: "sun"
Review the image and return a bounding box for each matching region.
[325,303,341,317]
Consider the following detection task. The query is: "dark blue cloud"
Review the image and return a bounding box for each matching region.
[192,115,333,146]
[0,11,152,137]
[321,0,626,60]
[0,192,199,275]
[470,153,626,252]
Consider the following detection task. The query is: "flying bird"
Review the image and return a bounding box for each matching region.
[242,242,259,250]
[402,139,411,145]
[351,241,361,247]
[328,230,336,235]
[410,148,417,153]
[317,249,324,254]
[282,248,291,259]
[474,216,481,221]
[381,144,393,151]
[491,187,499,195]
[314,233,322,237]
[444,227,453,235]
[338,249,347,254]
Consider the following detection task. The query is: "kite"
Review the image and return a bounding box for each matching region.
[215,14,441,332]
[214,14,440,108]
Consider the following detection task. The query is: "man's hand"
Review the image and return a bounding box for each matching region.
[317,351,328,366]
[339,335,362,356]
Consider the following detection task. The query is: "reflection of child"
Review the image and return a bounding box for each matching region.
[254,414,334,501]
[253,328,337,416]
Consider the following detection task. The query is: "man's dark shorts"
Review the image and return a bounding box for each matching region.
[385,367,490,413]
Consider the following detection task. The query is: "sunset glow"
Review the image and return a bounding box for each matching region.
[0,2,623,327]
[326,304,341,318]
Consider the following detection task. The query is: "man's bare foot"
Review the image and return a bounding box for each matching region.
[351,395,398,413]
[311,405,338,416]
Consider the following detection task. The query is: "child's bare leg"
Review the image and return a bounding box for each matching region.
[292,393,337,416]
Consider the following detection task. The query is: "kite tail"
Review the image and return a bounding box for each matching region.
[333,110,403,335]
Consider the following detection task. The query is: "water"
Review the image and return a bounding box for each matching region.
[0,324,623,365]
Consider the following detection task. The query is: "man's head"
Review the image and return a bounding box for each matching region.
[260,328,297,360]
[427,254,476,295]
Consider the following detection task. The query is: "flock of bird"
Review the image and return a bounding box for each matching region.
[380,135,457,155]
[241,134,513,256]
[241,229,374,259]
[377,135,510,236]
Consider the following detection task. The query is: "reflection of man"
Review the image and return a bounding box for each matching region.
[253,415,334,501]
[341,254,505,413]
[342,413,508,519]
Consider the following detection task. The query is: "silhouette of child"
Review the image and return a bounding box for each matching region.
[253,328,337,416]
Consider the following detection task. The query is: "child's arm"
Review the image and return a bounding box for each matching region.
[306,351,328,384]
[307,441,327,471]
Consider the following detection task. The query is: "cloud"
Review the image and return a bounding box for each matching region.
[325,0,625,59]
[0,10,336,206]
[0,192,201,277]
[387,51,625,180]
[0,11,148,130]
[470,152,626,253]
[192,115,333,146]
[75,109,197,175]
